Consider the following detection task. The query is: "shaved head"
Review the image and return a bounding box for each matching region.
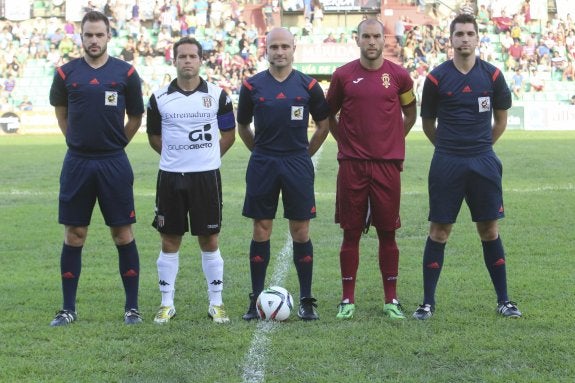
[266,27,295,49]
[265,27,296,72]
[357,18,384,35]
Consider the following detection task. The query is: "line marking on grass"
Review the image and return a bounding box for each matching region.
[241,147,323,383]
[4,183,575,199]
[240,235,292,383]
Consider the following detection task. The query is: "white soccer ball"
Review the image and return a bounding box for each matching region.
[256,286,294,321]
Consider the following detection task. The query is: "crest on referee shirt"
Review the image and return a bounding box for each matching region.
[291,106,304,120]
[203,96,212,108]
[478,96,491,112]
[381,73,391,88]
[105,91,118,106]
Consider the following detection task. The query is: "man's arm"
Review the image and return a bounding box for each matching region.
[492,109,508,144]
[422,117,437,145]
[325,72,341,142]
[237,122,255,151]
[54,106,68,136]
[308,117,330,157]
[148,134,162,154]
[402,102,417,136]
[328,114,338,141]
[220,128,236,156]
[124,114,143,142]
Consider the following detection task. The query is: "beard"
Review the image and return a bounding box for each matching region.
[84,45,107,60]
[268,55,292,68]
[177,70,196,80]
[362,48,383,61]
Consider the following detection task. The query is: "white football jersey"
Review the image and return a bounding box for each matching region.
[147,78,235,172]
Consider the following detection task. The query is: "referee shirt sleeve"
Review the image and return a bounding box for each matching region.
[420,74,439,119]
[49,67,67,107]
[236,79,254,125]
[308,80,330,122]
[146,94,162,136]
[492,69,512,110]
[125,66,145,116]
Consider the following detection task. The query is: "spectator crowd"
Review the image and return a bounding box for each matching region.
[2,0,575,114]
[0,0,266,112]
[396,0,575,101]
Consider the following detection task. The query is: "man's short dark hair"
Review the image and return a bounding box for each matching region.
[450,13,478,36]
[173,37,203,60]
[81,11,110,33]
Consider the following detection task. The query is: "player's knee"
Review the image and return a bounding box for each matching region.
[476,221,499,241]
[198,234,218,252]
[342,229,362,245]
[110,225,134,246]
[64,226,88,246]
[376,229,396,241]
[478,229,499,242]
[289,222,310,243]
[253,219,273,241]
[428,223,451,243]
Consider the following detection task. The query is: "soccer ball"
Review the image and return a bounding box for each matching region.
[256,286,294,321]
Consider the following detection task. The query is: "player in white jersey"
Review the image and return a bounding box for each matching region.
[146,37,236,324]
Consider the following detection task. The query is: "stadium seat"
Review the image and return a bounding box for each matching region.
[195,29,205,40]
[533,92,547,102]
[528,24,542,34]
[32,1,47,17]
[522,92,534,102]
[556,92,571,102]
[289,26,301,36]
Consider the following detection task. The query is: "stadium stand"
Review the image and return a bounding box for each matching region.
[2,0,575,134]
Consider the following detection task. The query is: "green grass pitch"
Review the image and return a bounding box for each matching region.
[0,130,573,382]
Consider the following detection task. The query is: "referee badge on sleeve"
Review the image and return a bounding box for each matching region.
[291,106,304,120]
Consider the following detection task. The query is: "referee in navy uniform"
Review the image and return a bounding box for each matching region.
[236,27,330,321]
[49,11,144,326]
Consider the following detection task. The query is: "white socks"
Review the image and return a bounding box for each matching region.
[202,249,224,306]
[157,251,179,307]
[157,249,224,307]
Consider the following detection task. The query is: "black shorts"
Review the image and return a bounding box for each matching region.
[153,169,222,236]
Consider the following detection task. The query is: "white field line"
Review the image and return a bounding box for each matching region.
[240,235,292,383]
[241,147,323,383]
[3,183,574,198]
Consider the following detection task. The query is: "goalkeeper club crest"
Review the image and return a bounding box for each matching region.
[381,73,391,88]
[203,96,212,108]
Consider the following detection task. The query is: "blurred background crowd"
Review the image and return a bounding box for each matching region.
[1,0,573,118]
